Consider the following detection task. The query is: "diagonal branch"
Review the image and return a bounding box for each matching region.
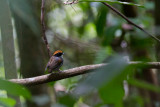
[10,61,160,86]
[41,0,52,57]
[63,1,160,42]
[102,2,160,42]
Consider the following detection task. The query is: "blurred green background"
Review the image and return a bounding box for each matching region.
[0,0,160,107]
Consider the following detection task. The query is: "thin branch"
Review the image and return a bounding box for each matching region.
[41,0,52,57]
[64,0,78,5]
[102,2,160,43]
[63,1,160,42]
[10,62,160,86]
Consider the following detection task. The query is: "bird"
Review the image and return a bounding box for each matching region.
[45,50,64,73]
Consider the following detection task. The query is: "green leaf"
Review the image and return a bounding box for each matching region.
[99,75,125,104]
[74,55,128,96]
[95,5,108,37]
[128,78,160,93]
[79,0,145,8]
[57,92,77,107]
[0,97,16,107]
[98,63,131,104]
[0,78,31,99]
[102,26,120,46]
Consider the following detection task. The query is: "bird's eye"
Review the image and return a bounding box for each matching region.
[55,52,63,57]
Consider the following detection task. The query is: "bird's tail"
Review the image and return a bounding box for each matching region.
[45,64,52,73]
[45,66,48,71]
[45,63,49,71]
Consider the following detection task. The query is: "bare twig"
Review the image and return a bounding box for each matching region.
[41,0,52,57]
[10,61,160,86]
[102,2,160,42]
[64,0,78,5]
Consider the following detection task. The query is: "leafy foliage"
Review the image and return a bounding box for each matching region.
[0,97,16,107]
[0,79,31,99]
[80,0,145,8]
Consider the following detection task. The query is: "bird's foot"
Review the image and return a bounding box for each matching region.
[57,69,63,72]
[48,69,53,73]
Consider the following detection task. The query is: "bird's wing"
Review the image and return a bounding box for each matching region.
[47,56,63,70]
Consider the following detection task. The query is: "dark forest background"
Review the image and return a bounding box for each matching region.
[0,0,160,107]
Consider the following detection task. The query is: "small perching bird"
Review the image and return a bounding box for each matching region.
[45,50,64,73]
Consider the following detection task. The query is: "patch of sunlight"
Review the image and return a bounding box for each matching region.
[0,90,7,98]
[65,5,85,27]
[48,8,69,38]
[82,23,97,41]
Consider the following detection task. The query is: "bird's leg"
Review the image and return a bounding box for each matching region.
[57,69,63,72]
[48,69,53,73]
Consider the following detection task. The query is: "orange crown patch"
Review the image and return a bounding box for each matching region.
[53,50,63,55]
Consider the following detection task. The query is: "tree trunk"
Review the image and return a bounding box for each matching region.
[11,0,51,107]
[155,0,160,105]
[0,0,20,106]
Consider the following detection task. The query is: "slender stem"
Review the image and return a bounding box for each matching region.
[102,2,160,42]
[41,0,52,57]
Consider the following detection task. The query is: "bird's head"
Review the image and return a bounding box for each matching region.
[53,50,64,57]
